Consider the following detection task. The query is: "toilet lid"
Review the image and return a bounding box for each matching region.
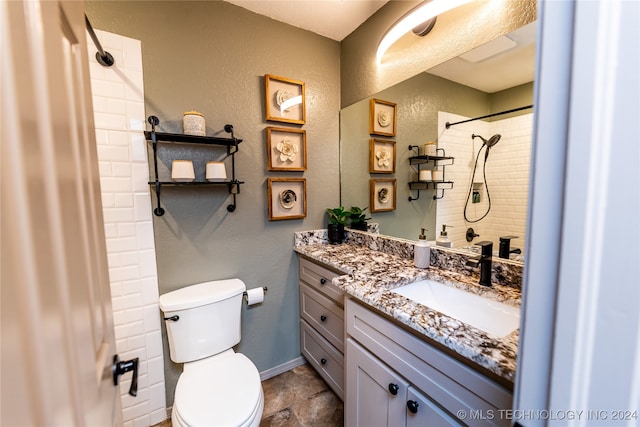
[174,353,262,426]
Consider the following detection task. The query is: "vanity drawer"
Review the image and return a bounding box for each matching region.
[300,283,344,352]
[298,257,344,305]
[300,319,344,401]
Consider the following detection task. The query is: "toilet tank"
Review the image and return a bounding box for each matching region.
[159,278,246,363]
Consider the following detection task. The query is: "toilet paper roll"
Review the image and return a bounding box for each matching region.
[245,287,264,306]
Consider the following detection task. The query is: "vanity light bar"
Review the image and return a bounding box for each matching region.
[376,0,473,64]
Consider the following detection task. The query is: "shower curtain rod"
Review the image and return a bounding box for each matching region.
[85,15,114,67]
[445,104,533,129]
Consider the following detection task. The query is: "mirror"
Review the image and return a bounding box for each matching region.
[340,22,536,264]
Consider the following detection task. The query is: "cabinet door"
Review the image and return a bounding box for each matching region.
[406,387,462,427]
[346,339,409,427]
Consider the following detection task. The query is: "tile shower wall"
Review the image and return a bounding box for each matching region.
[437,112,533,252]
[88,30,167,426]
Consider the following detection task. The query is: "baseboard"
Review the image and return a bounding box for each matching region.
[259,356,306,381]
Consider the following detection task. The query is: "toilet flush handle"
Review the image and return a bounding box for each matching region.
[113,355,139,397]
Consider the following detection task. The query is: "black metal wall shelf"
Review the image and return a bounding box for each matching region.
[407,145,455,201]
[145,115,243,216]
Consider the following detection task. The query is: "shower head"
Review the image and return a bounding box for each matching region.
[472,134,502,160]
[472,133,502,148]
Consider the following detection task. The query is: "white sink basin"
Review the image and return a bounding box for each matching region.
[392,279,520,337]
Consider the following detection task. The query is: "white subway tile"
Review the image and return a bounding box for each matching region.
[130,133,148,162]
[106,98,127,115]
[106,236,138,254]
[125,71,145,102]
[132,164,151,192]
[119,251,140,267]
[135,222,155,250]
[117,223,136,238]
[103,207,136,225]
[98,144,130,163]
[146,356,165,386]
[103,223,118,239]
[139,250,158,278]
[98,162,112,177]
[101,193,115,208]
[107,130,129,146]
[149,409,168,426]
[109,265,140,283]
[143,304,161,333]
[112,162,132,178]
[145,330,163,359]
[148,383,167,414]
[122,401,149,424]
[134,193,153,221]
[115,193,134,208]
[141,277,160,305]
[92,79,125,99]
[100,177,132,193]
[122,37,142,71]
[120,279,142,296]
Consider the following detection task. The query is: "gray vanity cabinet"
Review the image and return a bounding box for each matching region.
[298,256,345,400]
[346,298,513,427]
[347,339,459,427]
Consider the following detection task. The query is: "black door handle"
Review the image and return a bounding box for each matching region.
[320,315,327,322]
[113,355,139,397]
[407,400,419,414]
[320,358,327,365]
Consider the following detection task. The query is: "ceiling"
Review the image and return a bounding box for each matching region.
[224,0,389,42]
[224,1,536,93]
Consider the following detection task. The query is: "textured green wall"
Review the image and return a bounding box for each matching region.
[86,1,340,406]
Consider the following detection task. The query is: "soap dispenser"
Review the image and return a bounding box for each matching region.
[414,228,430,269]
[436,224,452,248]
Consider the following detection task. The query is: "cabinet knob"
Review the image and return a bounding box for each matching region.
[320,358,327,365]
[407,400,419,414]
[320,315,327,322]
[388,383,399,395]
[320,278,327,285]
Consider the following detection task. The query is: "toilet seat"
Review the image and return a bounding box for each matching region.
[173,353,264,427]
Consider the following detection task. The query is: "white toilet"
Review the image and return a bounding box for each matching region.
[159,278,264,427]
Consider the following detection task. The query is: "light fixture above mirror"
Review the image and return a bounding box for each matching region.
[376,0,473,64]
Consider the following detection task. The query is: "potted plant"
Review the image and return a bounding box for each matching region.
[349,206,371,231]
[326,206,349,244]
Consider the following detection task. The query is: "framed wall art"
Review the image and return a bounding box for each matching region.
[266,127,307,171]
[264,74,306,125]
[267,178,307,220]
[369,138,396,174]
[370,179,397,212]
[369,98,397,137]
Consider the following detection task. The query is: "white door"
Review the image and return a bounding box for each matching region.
[1,1,122,425]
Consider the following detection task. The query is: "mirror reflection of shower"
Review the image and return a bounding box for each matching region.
[464,134,502,223]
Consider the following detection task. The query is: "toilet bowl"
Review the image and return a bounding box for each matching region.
[159,279,264,427]
[172,351,264,427]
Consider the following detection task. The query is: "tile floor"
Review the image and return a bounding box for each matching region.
[151,363,344,427]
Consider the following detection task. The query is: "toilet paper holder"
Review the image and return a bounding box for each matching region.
[243,286,268,301]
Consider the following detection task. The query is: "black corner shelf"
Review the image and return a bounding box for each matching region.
[145,115,244,215]
[407,145,455,201]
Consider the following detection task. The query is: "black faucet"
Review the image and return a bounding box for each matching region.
[465,241,493,286]
[499,236,519,259]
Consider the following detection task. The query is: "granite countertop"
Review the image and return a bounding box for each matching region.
[294,233,521,384]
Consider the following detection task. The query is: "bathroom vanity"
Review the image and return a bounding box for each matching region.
[295,230,521,426]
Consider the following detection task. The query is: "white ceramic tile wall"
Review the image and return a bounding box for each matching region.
[437,112,533,253]
[88,30,167,427]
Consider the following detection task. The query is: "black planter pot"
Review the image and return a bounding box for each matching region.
[350,222,368,231]
[327,224,345,244]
